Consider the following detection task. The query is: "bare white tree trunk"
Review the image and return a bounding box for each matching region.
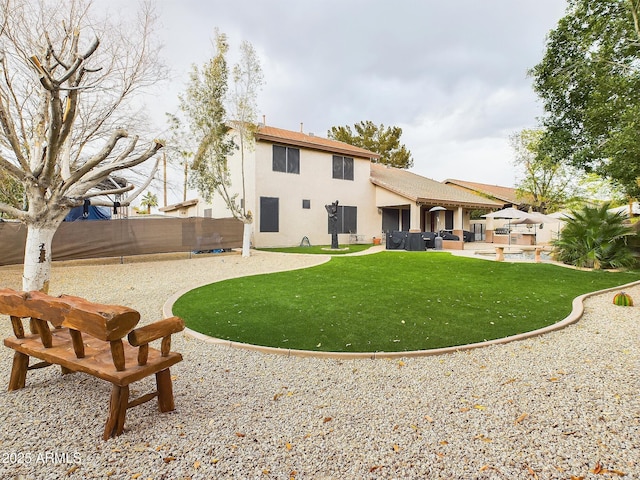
[0,0,166,293]
[22,222,61,293]
[241,221,252,257]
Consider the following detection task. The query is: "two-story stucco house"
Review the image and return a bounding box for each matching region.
[179,124,503,248]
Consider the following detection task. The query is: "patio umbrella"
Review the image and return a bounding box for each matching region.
[510,216,541,225]
[482,207,529,220]
[529,212,561,223]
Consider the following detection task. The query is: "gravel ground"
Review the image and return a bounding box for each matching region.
[0,250,638,480]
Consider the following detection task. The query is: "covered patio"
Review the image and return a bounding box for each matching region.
[370,164,503,248]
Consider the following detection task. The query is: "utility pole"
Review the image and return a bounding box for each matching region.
[163,151,167,207]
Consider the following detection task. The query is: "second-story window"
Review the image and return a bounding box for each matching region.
[332,155,354,180]
[273,145,300,174]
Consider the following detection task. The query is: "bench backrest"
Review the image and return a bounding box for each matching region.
[0,288,182,372]
[0,288,140,340]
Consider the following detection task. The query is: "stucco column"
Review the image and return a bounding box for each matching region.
[410,203,422,232]
[452,207,464,237]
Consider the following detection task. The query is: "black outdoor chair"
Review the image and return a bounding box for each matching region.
[421,232,436,249]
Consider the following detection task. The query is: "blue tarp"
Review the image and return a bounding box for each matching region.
[64,204,112,221]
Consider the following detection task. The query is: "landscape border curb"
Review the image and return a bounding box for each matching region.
[164,267,640,359]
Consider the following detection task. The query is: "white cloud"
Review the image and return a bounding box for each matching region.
[115,0,568,197]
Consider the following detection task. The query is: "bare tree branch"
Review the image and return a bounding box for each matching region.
[82,184,134,199]
[60,128,128,193]
[67,139,163,196]
[119,156,159,205]
[0,153,26,179]
[0,202,27,220]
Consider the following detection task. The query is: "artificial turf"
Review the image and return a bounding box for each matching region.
[258,244,372,255]
[172,251,639,352]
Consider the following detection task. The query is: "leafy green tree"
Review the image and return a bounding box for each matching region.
[577,172,627,205]
[327,121,413,168]
[0,168,24,217]
[552,203,636,269]
[181,31,235,205]
[179,30,263,258]
[530,0,640,199]
[228,39,264,257]
[510,128,579,213]
[165,113,194,203]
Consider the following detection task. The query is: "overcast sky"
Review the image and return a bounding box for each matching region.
[132,0,568,193]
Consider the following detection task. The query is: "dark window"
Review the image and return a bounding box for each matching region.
[382,209,400,233]
[332,156,343,179]
[343,157,354,180]
[402,209,411,231]
[332,155,354,180]
[328,205,357,234]
[287,147,300,174]
[260,197,279,232]
[273,145,299,174]
[445,210,454,230]
[273,146,286,172]
[341,205,357,233]
[302,199,311,209]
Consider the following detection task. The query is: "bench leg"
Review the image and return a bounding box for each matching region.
[8,352,29,391]
[156,369,175,413]
[103,385,129,440]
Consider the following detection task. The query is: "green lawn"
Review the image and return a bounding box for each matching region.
[173,252,639,352]
[258,244,373,255]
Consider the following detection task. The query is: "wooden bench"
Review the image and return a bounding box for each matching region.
[0,288,185,440]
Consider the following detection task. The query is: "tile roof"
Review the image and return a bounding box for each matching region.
[443,179,522,205]
[255,125,380,160]
[370,164,503,208]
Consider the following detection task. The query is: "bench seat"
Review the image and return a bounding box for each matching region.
[4,328,182,387]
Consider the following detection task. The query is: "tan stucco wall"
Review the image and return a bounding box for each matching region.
[374,187,411,208]
[202,136,381,248]
[252,142,379,247]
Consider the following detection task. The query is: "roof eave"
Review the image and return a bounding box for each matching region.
[255,133,380,160]
[159,199,199,212]
[372,178,503,208]
[444,179,520,205]
[417,198,503,209]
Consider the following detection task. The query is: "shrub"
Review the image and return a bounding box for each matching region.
[552,203,636,269]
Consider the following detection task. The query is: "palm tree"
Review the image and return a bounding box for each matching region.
[140,191,158,214]
[552,203,636,269]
